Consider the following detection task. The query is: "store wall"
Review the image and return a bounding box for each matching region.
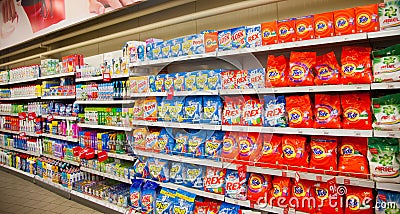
[10,0,382,68]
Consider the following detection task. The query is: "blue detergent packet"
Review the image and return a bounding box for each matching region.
[155,74,166,92]
[156,128,174,154]
[130,179,144,209]
[173,189,196,214]
[201,96,222,124]
[182,37,191,56]
[171,37,184,58]
[183,163,205,190]
[157,97,168,122]
[174,72,186,91]
[204,131,225,160]
[187,34,205,55]
[155,188,176,214]
[148,75,156,92]
[133,156,149,178]
[231,26,247,49]
[246,24,261,48]
[164,74,175,92]
[207,69,222,90]
[184,96,202,123]
[184,72,197,91]
[147,158,170,183]
[170,162,184,185]
[187,130,208,158]
[376,190,400,214]
[196,70,209,90]
[248,68,265,89]
[141,180,160,214]
[162,40,172,59]
[218,29,232,51]
[169,97,185,123]
[172,129,189,156]
[263,95,287,127]
[218,202,240,214]
[153,41,164,60]
[225,169,248,200]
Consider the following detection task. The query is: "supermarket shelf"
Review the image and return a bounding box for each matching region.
[252,204,286,214]
[0,112,19,116]
[367,29,400,39]
[0,96,40,100]
[374,130,400,138]
[376,182,400,192]
[41,153,80,166]
[70,190,127,213]
[75,76,103,82]
[131,90,219,97]
[6,78,39,85]
[225,198,290,214]
[130,92,166,97]
[247,166,284,176]
[0,164,36,178]
[135,150,223,168]
[155,181,225,201]
[129,52,217,67]
[41,95,76,100]
[80,167,131,184]
[74,100,134,105]
[0,145,41,156]
[39,72,75,80]
[0,129,41,137]
[106,152,135,161]
[371,82,400,90]
[42,133,79,142]
[78,123,133,131]
[35,176,69,192]
[131,120,221,130]
[42,114,78,121]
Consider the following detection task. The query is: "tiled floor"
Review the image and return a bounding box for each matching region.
[0,170,102,214]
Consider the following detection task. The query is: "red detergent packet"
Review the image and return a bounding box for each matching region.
[338,137,369,178]
[247,173,272,204]
[340,137,368,156]
[314,93,342,129]
[222,96,243,125]
[314,51,341,85]
[266,55,288,87]
[282,135,309,172]
[309,136,338,175]
[221,132,240,163]
[286,95,314,128]
[242,96,263,126]
[238,132,262,164]
[341,46,372,84]
[261,21,278,45]
[268,176,292,207]
[340,92,372,130]
[291,179,315,213]
[204,167,226,195]
[315,182,344,214]
[256,134,283,169]
[288,51,316,86]
[345,186,374,214]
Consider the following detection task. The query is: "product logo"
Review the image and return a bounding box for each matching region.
[219,34,231,45]
[293,184,306,197]
[247,32,260,43]
[188,137,201,152]
[170,165,181,178]
[267,69,280,80]
[186,76,195,89]
[342,63,356,75]
[336,17,349,29]
[192,38,203,46]
[174,77,184,89]
[315,20,328,32]
[289,109,303,124]
[316,65,333,80]
[206,39,217,48]
[208,75,219,88]
[341,145,354,156]
[239,138,251,157]
[206,140,220,154]
[171,44,180,54]
[226,179,240,191]
[347,195,361,211]
[204,106,216,118]
[273,184,282,197]
[248,174,264,193]
[155,79,164,90]
[223,137,234,153]
[187,168,200,180]
[344,108,360,122]
[290,65,306,81]
[136,162,146,174]
[316,105,333,124]
[197,74,207,88]
[316,188,328,200]
[283,145,296,159]
[157,137,167,150]
[142,194,153,208]
[173,207,188,214]
[232,30,245,42]
[357,13,371,26]
[312,145,327,159]
[130,192,140,207]
[205,175,224,186]
[279,26,290,37]
[262,142,273,155]
[185,105,197,117]
[156,202,170,213]
[262,29,275,39]
[149,165,162,177]
[297,23,307,34]
[165,78,173,90]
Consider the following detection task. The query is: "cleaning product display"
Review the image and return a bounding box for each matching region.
[76,80,129,101]
[42,138,78,161]
[77,130,128,154]
[41,78,76,98]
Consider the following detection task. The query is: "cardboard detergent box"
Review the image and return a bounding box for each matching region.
[379,0,400,30]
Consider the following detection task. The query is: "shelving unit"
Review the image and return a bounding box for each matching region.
[74,100,135,105]
[38,72,75,80]
[41,133,79,143]
[41,95,76,100]
[77,123,133,131]
[41,153,80,166]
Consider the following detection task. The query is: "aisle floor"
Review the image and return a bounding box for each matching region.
[0,170,102,214]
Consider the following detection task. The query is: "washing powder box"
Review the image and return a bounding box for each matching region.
[277,18,296,43]
[295,15,315,41]
[378,0,400,30]
[314,12,334,38]
[261,21,278,45]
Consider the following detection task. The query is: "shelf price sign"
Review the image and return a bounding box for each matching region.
[28,112,37,120]
[18,112,27,120]
[73,146,82,157]
[98,151,108,162]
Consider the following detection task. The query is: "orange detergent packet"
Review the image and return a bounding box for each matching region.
[314,51,341,85]
[355,4,379,33]
[266,55,288,87]
[261,21,278,45]
[295,15,315,41]
[247,173,272,203]
[282,135,309,172]
[314,93,342,129]
[133,127,148,150]
[238,132,262,164]
[341,46,372,84]
[334,8,356,36]
[314,12,334,38]
[345,186,374,214]
[143,97,157,121]
[339,137,368,156]
[288,51,316,86]
[315,182,344,214]
[309,136,338,175]
[340,93,372,130]
[132,98,145,120]
[286,95,314,128]
[277,18,296,43]
[256,134,283,169]
[338,155,369,179]
[291,179,316,213]
[204,31,218,52]
[268,176,292,207]
[221,132,240,162]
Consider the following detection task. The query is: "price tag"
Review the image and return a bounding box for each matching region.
[47,115,54,122]
[73,146,82,157]
[98,151,108,162]
[103,71,111,82]
[294,171,300,184]
[328,177,337,195]
[18,112,27,120]
[167,87,174,100]
[316,175,323,182]
[85,148,95,159]
[79,148,88,159]
[28,112,37,120]
[282,171,287,177]
[344,178,350,185]
[283,207,289,214]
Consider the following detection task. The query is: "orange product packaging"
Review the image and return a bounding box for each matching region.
[315,182,344,214]
[291,179,316,213]
[339,137,368,156]
[355,4,379,33]
[341,46,372,84]
[295,15,315,41]
[314,51,341,85]
[268,176,292,207]
[266,55,288,87]
[132,127,148,150]
[286,95,314,128]
[334,8,356,36]
[345,186,374,214]
[221,132,240,162]
[261,21,278,45]
[247,173,272,204]
[143,96,157,121]
[237,132,262,164]
[314,93,342,129]
[132,98,145,120]
[288,51,316,86]
[309,136,338,175]
[277,18,296,43]
[204,31,218,53]
[340,92,372,130]
[338,155,369,179]
[256,134,283,169]
[314,12,334,38]
[282,135,309,172]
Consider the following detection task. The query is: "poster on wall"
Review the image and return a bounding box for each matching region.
[0,0,144,50]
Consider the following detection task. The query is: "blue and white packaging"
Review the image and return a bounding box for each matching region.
[187,34,205,55]
[146,38,163,61]
[248,68,265,89]
[201,96,222,124]
[231,26,247,49]
[207,69,222,90]
[153,41,164,60]
[218,29,232,51]
[162,40,172,59]
[246,24,262,48]
[171,37,184,58]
